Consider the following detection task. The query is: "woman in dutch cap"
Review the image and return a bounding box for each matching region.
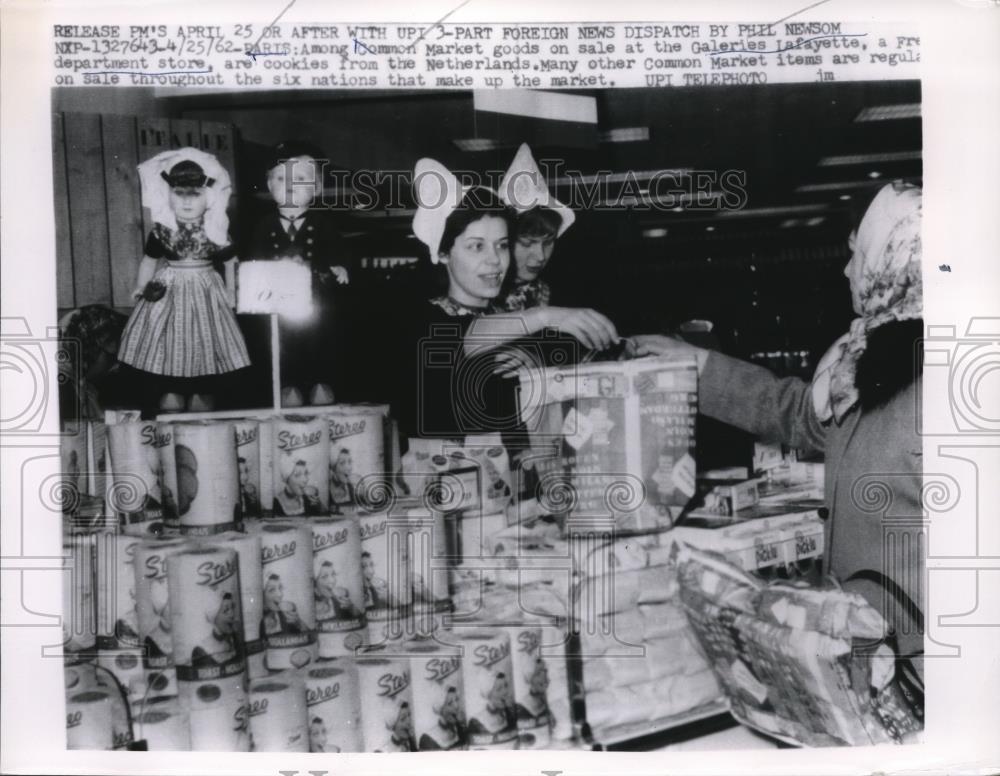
[394,157,620,444]
[495,143,576,312]
[633,182,926,693]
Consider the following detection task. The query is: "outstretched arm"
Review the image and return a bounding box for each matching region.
[464,306,619,357]
[632,334,827,454]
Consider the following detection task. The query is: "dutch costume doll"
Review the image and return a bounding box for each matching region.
[245,140,355,407]
[118,147,250,413]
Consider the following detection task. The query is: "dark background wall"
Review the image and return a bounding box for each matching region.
[52,83,921,464]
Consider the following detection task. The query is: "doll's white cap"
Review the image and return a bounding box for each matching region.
[411,158,473,263]
[137,147,232,246]
[499,143,575,237]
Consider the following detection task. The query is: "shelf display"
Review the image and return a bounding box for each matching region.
[57,380,917,752]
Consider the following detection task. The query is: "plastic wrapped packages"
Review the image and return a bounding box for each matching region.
[583,654,651,690]
[676,545,923,746]
[637,601,691,641]
[583,685,649,731]
[651,670,722,720]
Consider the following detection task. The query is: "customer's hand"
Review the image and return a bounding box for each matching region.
[544,307,619,352]
[631,334,710,375]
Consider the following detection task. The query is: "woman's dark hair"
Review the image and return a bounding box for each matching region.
[514,206,561,241]
[856,318,924,410]
[437,187,514,257]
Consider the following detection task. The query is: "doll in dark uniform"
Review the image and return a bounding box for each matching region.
[246,140,355,407]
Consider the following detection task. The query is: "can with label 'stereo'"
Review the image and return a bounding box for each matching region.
[247,676,309,752]
[179,672,250,751]
[167,545,246,683]
[405,641,468,751]
[66,689,114,750]
[132,695,190,751]
[311,516,368,658]
[502,625,552,748]
[95,532,142,649]
[207,531,266,678]
[455,629,519,750]
[133,535,192,698]
[234,419,262,519]
[153,422,179,529]
[272,415,329,517]
[303,662,362,753]
[259,521,317,671]
[107,421,163,535]
[355,656,416,752]
[173,421,241,535]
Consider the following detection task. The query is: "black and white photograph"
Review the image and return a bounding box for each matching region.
[46,75,928,751]
[1,3,999,774]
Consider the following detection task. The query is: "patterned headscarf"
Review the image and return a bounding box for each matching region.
[811,182,923,423]
[137,147,232,246]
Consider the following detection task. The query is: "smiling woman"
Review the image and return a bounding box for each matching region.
[393,156,621,451]
[391,159,518,442]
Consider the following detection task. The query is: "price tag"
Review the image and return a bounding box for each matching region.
[236,260,312,316]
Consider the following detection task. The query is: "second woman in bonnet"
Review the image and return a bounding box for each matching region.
[495,143,576,312]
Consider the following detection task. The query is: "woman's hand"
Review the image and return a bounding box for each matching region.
[492,347,535,377]
[631,334,710,375]
[544,307,619,352]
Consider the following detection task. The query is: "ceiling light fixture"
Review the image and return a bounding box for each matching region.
[599,127,650,143]
[854,103,921,122]
[795,181,893,193]
[452,138,505,152]
[718,203,829,219]
[818,151,921,166]
[552,169,692,186]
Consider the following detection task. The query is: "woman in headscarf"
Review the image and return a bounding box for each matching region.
[634,182,925,689]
